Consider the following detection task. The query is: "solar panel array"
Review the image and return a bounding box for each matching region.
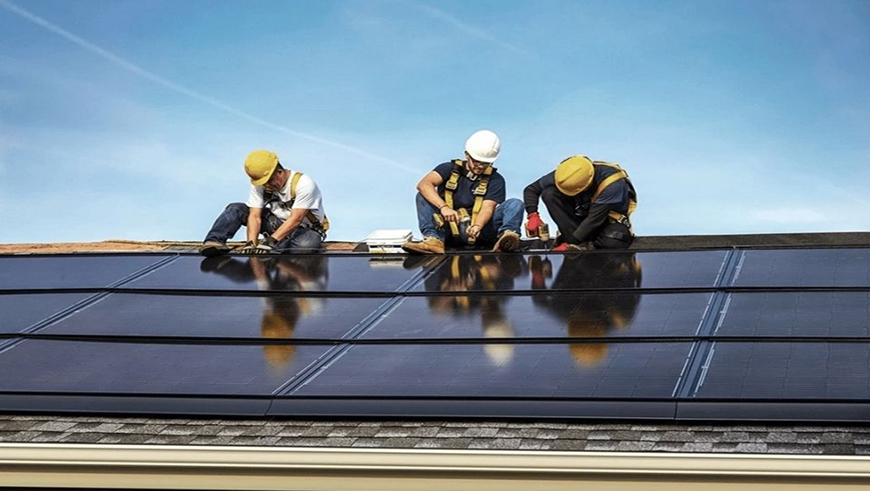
[1,247,869,421]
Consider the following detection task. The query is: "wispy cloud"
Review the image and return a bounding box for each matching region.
[0,0,418,174]
[411,1,530,56]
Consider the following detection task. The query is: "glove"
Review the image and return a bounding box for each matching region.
[526,212,544,237]
[254,235,279,255]
[232,241,257,254]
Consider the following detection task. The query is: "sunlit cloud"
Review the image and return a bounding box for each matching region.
[0,0,418,175]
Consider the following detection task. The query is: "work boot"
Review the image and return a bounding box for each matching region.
[199,240,229,257]
[402,237,445,255]
[492,230,520,252]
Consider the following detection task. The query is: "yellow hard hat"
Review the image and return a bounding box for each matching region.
[244,150,279,186]
[554,155,594,196]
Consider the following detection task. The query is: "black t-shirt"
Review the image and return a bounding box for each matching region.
[433,161,506,210]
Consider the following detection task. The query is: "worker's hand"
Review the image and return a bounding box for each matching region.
[440,206,459,223]
[232,241,257,254]
[467,224,482,240]
[526,212,544,237]
[254,235,279,255]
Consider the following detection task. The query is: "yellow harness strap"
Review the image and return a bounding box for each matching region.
[471,166,493,226]
[443,160,463,237]
[442,160,494,242]
[589,162,638,232]
[290,172,329,233]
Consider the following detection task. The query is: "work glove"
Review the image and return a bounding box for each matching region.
[526,212,544,237]
[254,235,279,255]
[552,241,594,253]
[232,241,257,255]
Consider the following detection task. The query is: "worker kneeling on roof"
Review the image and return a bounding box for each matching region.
[402,130,523,254]
[524,155,637,252]
[200,150,329,256]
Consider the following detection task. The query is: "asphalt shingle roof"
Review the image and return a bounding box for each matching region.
[2,415,870,455]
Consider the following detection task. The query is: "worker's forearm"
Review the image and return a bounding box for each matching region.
[271,215,304,242]
[418,183,448,210]
[572,203,610,243]
[473,207,494,228]
[523,182,543,214]
[246,218,261,243]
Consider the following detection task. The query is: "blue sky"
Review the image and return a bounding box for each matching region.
[1,0,868,243]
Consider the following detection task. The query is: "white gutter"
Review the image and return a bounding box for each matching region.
[2,443,870,490]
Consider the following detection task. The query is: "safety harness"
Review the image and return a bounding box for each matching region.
[590,162,637,233]
[442,159,493,242]
[263,172,330,235]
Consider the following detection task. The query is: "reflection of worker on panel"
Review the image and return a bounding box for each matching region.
[200,256,328,370]
[529,253,642,367]
[419,254,526,364]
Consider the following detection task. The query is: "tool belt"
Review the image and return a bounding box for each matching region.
[441,159,492,245]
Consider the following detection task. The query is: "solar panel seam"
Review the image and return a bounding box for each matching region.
[673,249,740,399]
[267,257,448,402]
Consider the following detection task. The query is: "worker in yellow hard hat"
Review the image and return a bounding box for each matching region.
[200,150,329,256]
[523,155,637,251]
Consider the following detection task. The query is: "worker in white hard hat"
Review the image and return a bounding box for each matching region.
[523,155,637,252]
[200,150,329,256]
[402,130,524,254]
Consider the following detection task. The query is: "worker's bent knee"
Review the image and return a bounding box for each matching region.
[224,202,249,216]
[500,198,524,213]
[594,223,633,249]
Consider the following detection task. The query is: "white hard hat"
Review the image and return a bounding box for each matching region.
[464,130,501,164]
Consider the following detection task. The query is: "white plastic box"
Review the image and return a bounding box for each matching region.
[363,229,413,254]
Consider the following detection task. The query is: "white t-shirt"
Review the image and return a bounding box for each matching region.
[245,171,327,227]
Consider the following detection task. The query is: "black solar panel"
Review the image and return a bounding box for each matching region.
[731,249,870,287]
[713,292,870,337]
[1,247,868,421]
[38,293,389,339]
[413,250,727,292]
[0,293,92,333]
[0,339,329,396]
[693,342,870,399]
[124,256,426,293]
[0,255,168,290]
[289,343,691,398]
[360,293,711,340]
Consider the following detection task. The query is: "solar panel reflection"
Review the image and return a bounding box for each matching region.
[412,250,727,292]
[39,293,389,339]
[361,293,711,340]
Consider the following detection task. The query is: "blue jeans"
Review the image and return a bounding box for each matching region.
[415,193,523,247]
[204,202,324,252]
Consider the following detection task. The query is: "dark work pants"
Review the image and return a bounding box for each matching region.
[540,187,633,249]
[204,202,324,252]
